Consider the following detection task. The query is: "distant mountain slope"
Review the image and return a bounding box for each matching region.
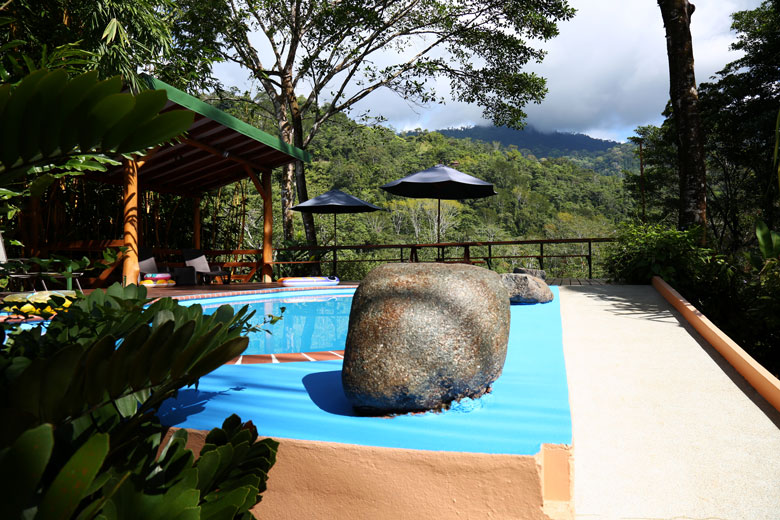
[429,125,620,156]
[404,125,638,177]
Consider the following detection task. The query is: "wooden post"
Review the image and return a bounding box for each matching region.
[122,158,140,286]
[262,170,274,282]
[588,240,593,279]
[244,165,274,283]
[193,196,201,249]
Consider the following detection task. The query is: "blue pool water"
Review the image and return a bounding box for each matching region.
[161,287,571,455]
[184,289,356,355]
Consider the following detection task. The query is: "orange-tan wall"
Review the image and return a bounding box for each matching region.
[176,429,572,520]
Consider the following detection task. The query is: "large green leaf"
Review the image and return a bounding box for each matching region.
[117,110,194,153]
[150,320,196,385]
[20,70,66,163]
[38,69,70,158]
[0,69,47,169]
[74,76,123,152]
[0,424,54,518]
[0,70,193,179]
[188,336,249,379]
[81,93,137,151]
[755,220,780,259]
[40,345,83,422]
[101,89,168,150]
[36,433,110,520]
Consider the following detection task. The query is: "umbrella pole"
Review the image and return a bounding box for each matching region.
[333,213,337,277]
[437,198,441,261]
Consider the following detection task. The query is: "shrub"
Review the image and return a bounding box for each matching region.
[602,223,714,285]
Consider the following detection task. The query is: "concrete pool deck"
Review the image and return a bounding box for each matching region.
[559,285,780,520]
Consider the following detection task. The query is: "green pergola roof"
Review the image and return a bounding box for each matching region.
[89,76,309,196]
[143,76,310,164]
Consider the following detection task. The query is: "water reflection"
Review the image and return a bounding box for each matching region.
[229,295,353,355]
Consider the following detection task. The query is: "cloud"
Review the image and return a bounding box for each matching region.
[214,0,764,142]
[376,0,763,141]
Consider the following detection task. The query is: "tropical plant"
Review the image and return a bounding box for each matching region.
[0,67,278,518]
[0,283,279,519]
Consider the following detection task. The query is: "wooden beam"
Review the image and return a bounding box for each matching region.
[183,137,268,172]
[122,158,140,286]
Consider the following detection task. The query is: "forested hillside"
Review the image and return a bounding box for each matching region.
[296,114,634,247]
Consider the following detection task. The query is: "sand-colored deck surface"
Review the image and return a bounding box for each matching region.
[560,285,780,520]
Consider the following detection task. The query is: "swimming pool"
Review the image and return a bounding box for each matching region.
[160,286,572,455]
[184,288,356,356]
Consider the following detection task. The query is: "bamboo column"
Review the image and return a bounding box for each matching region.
[122,158,140,286]
[261,170,273,282]
[193,196,201,249]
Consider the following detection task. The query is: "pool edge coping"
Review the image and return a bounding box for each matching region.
[652,275,780,413]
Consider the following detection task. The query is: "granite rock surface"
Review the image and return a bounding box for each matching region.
[342,263,510,415]
[500,273,554,304]
[512,267,547,280]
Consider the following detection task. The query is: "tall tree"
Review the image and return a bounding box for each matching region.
[698,0,780,231]
[657,0,707,235]
[173,0,574,244]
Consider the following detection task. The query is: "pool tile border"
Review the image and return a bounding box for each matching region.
[168,284,358,302]
[227,350,345,365]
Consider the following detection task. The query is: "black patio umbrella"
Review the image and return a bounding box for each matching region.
[292,189,383,275]
[380,164,496,243]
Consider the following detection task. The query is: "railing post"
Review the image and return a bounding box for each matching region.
[400,247,404,263]
[588,240,593,279]
[539,242,544,271]
[464,245,470,264]
[487,244,492,270]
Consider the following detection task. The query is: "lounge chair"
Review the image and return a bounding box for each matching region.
[0,232,83,291]
[182,249,231,285]
[138,248,165,279]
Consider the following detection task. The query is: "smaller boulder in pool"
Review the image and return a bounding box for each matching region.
[342,263,510,415]
[513,267,547,280]
[500,273,553,304]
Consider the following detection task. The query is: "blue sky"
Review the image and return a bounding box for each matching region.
[213,0,763,143]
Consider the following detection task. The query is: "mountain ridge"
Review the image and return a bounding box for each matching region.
[406,124,620,157]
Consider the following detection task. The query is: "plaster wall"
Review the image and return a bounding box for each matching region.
[175,429,571,520]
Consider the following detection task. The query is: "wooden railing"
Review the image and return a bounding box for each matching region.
[273,237,614,279]
[43,237,615,286]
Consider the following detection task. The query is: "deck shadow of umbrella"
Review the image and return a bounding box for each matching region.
[380,164,496,246]
[292,189,383,276]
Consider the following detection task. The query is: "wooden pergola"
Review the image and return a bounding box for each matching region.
[85,77,309,285]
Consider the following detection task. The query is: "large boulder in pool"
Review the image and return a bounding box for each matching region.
[341,263,510,415]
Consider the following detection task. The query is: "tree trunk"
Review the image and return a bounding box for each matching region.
[283,78,317,247]
[658,0,707,238]
[277,104,296,241]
